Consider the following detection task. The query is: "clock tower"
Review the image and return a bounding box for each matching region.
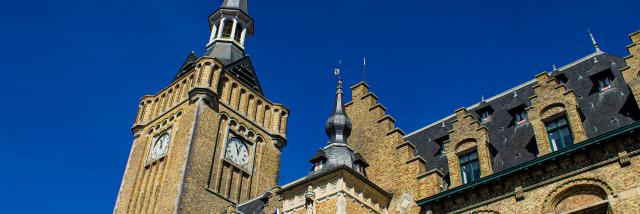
[113,0,289,213]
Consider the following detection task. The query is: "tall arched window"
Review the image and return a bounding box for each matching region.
[234,24,243,43]
[222,20,234,39]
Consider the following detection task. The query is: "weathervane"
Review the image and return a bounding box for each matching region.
[334,60,342,80]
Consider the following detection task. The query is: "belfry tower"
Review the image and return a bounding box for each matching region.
[113,0,289,213]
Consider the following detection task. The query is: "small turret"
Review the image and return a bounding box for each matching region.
[309,76,367,176]
[204,0,254,64]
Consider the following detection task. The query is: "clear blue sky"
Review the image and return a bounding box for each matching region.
[0,0,637,212]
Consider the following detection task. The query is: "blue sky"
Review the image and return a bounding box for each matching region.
[0,0,638,212]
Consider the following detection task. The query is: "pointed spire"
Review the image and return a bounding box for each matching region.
[220,0,248,14]
[325,74,352,145]
[588,29,604,54]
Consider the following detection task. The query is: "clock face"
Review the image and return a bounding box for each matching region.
[225,137,249,166]
[150,133,170,161]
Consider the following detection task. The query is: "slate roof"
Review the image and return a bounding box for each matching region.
[308,80,366,175]
[223,56,264,94]
[174,51,198,80]
[405,52,640,179]
[220,0,248,14]
[236,192,271,214]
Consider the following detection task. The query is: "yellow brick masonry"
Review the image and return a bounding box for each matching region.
[621,31,640,106]
[446,108,493,188]
[527,72,587,156]
[345,82,427,213]
[115,56,289,214]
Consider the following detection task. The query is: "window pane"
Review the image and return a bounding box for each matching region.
[560,127,573,148]
[471,160,480,182]
[460,154,469,163]
[549,131,560,151]
[547,121,557,131]
[461,165,468,184]
[557,118,567,126]
[469,152,477,160]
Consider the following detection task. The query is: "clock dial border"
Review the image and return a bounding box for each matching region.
[223,132,253,169]
[146,129,172,165]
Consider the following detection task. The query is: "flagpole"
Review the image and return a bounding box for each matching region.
[363,57,367,82]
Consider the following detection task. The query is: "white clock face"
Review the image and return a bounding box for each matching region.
[150,133,170,161]
[225,137,249,166]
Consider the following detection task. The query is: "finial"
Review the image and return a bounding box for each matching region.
[326,62,352,145]
[588,29,604,54]
[553,64,558,71]
[481,94,485,102]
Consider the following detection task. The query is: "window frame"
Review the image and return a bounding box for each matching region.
[597,76,613,92]
[459,150,481,185]
[545,116,573,152]
[515,110,528,125]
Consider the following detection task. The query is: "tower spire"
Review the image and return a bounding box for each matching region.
[220,0,248,14]
[325,68,352,145]
[588,29,604,54]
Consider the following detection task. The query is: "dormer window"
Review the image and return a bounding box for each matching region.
[354,162,365,175]
[515,110,527,125]
[476,106,494,123]
[597,76,612,92]
[590,70,615,93]
[313,159,325,172]
[434,135,449,156]
[509,105,528,126]
[555,74,568,84]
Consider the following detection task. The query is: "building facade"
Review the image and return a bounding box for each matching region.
[114,1,640,213]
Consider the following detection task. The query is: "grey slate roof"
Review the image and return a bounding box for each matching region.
[174,51,198,80]
[223,56,264,94]
[405,52,640,179]
[236,192,271,214]
[220,0,248,14]
[308,80,367,175]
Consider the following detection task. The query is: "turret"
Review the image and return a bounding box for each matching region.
[205,0,253,64]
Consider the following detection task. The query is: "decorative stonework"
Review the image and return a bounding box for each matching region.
[446,108,492,187]
[279,169,390,214]
[541,177,613,214]
[621,31,640,106]
[471,210,499,214]
[527,73,587,156]
[514,186,525,201]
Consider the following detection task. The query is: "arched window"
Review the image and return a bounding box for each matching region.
[222,20,234,39]
[234,24,243,43]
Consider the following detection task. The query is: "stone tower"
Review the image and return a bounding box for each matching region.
[113,0,289,213]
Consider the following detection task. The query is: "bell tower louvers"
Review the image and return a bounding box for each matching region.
[205,0,251,64]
